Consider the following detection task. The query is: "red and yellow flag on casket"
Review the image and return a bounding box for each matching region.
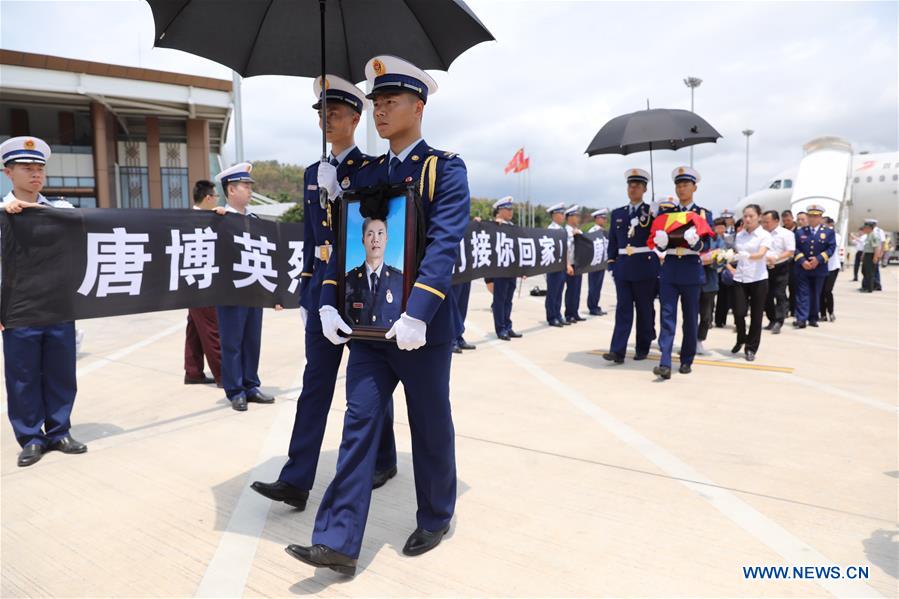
[646,210,715,250]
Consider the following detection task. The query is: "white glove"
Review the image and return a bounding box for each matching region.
[300,306,308,327]
[684,227,700,246]
[385,313,427,351]
[738,250,751,260]
[317,161,340,200]
[319,305,351,345]
[653,229,669,249]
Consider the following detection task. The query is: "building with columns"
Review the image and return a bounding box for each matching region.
[0,49,231,208]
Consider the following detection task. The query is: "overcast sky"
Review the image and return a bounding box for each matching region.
[1,0,896,212]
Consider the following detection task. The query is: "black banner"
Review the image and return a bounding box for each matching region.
[451,221,567,284]
[573,230,609,275]
[1,208,305,328]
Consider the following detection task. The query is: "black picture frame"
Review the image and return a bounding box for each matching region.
[337,184,423,341]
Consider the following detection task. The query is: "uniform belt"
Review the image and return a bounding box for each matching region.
[623,246,653,256]
[315,245,333,262]
[665,248,699,256]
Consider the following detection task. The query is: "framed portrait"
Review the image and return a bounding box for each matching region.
[337,184,424,341]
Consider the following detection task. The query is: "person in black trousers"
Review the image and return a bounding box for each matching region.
[761,210,794,334]
[728,206,771,362]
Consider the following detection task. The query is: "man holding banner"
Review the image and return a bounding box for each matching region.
[563,206,585,323]
[1,136,87,467]
[586,208,609,316]
[544,203,568,327]
[490,196,521,340]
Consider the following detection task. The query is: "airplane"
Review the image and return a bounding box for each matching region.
[736,144,898,232]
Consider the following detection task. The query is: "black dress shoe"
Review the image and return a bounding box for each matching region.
[458,339,476,350]
[231,395,248,411]
[652,365,672,380]
[745,351,756,362]
[497,333,511,341]
[561,319,572,326]
[678,363,692,374]
[793,321,807,329]
[402,525,450,557]
[285,544,357,576]
[372,465,398,490]
[633,353,648,361]
[185,374,216,385]
[808,321,819,327]
[247,390,275,403]
[602,352,624,364]
[574,315,586,322]
[251,480,309,509]
[452,344,463,354]
[771,322,783,335]
[731,342,744,354]
[17,443,44,467]
[565,318,577,324]
[50,434,87,454]
[508,330,522,338]
[763,322,775,331]
[549,320,564,328]
[589,309,602,316]
[828,313,836,322]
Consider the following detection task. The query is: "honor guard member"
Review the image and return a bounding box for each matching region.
[1,136,87,467]
[544,203,567,327]
[603,168,658,363]
[792,203,836,328]
[490,196,521,340]
[563,205,586,323]
[251,76,397,511]
[213,163,277,411]
[286,55,469,575]
[650,166,714,379]
[344,217,405,327]
[586,208,609,316]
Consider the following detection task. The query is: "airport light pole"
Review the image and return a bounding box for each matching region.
[232,71,244,163]
[742,129,754,197]
[683,76,702,167]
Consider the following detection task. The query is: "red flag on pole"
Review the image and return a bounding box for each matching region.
[504,148,524,174]
[516,156,530,172]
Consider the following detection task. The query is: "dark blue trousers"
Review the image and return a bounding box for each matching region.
[795,270,826,324]
[452,282,472,344]
[610,277,657,357]
[587,270,606,311]
[3,322,77,448]
[564,274,583,320]
[312,341,456,559]
[279,332,396,490]
[491,277,515,335]
[544,271,565,323]
[216,306,262,400]
[658,282,701,368]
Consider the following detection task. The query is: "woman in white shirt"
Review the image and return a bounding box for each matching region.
[725,204,772,361]
[819,217,842,322]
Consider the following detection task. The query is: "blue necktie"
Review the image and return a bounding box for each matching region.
[370,272,380,296]
[389,157,401,180]
[329,156,338,167]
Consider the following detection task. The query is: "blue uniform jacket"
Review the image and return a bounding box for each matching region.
[321,139,471,344]
[793,225,836,277]
[344,264,404,328]
[607,202,659,281]
[300,147,374,331]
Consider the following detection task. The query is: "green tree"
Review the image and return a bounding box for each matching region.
[279,203,304,223]
[250,160,306,202]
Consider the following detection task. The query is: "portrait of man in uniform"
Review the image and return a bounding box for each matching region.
[343,213,404,330]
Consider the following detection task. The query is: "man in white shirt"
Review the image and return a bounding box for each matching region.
[850,227,866,282]
[761,210,795,334]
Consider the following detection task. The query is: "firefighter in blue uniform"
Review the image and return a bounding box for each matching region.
[344,216,405,328]
[544,202,567,327]
[491,195,521,340]
[651,166,714,380]
[251,76,397,509]
[586,207,609,316]
[792,203,836,328]
[286,55,470,576]
[563,205,586,323]
[603,168,658,364]
[1,136,87,467]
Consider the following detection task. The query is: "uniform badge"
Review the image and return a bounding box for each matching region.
[626,246,634,256]
[404,176,413,184]
[819,233,826,239]
[24,139,35,150]
[341,176,351,189]
[346,159,354,166]
[352,302,364,309]
[307,184,318,190]
[386,289,394,304]
[411,155,420,162]
[373,59,385,75]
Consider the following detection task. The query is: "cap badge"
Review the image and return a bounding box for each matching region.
[24,139,35,150]
[372,59,385,76]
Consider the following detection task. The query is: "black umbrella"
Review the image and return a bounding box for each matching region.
[146,0,493,168]
[584,107,722,198]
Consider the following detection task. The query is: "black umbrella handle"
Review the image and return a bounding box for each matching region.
[319,0,329,205]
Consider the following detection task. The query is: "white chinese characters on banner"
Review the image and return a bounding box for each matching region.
[286,241,304,293]
[591,236,608,266]
[495,231,514,268]
[538,235,557,267]
[77,227,153,297]
[471,229,492,269]
[233,232,278,292]
[166,227,219,290]
[517,238,536,267]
